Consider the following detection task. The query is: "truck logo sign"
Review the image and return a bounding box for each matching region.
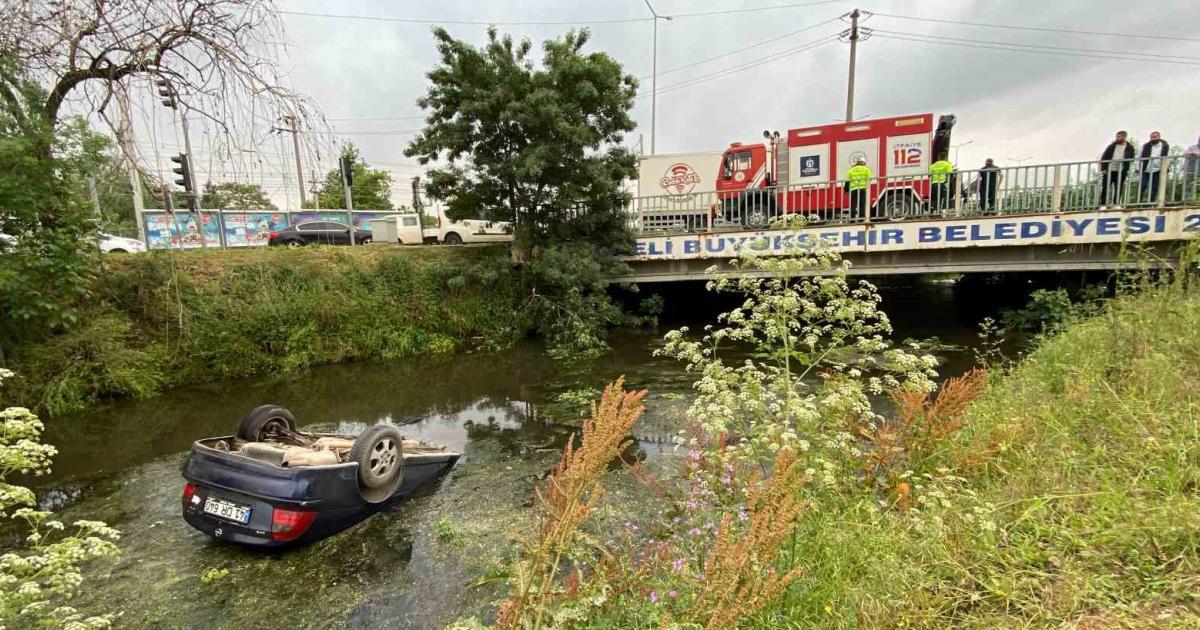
[800,155,821,177]
[659,163,703,199]
[891,143,924,169]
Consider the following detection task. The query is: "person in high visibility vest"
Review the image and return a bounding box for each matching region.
[845,157,872,220]
[929,158,955,213]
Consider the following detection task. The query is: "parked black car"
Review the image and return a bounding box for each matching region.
[267,220,372,247]
[181,405,460,547]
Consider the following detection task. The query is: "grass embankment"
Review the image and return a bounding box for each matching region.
[767,280,1200,628]
[8,245,526,415]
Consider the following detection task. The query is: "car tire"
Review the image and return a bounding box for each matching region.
[237,405,298,442]
[286,239,304,248]
[350,424,405,492]
[106,248,128,254]
[443,232,462,246]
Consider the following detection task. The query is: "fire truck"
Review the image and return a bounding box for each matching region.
[714,113,957,226]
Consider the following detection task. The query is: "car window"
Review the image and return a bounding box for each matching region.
[296,222,317,232]
[401,216,418,227]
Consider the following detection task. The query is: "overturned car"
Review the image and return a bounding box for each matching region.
[182,405,460,547]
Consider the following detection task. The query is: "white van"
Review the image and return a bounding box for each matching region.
[393,213,512,246]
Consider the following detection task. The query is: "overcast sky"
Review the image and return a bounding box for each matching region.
[139,0,1200,209]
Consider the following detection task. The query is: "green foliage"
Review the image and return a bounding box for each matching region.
[0,369,121,629]
[304,144,393,210]
[4,247,529,413]
[520,242,632,360]
[1000,285,1106,333]
[0,229,98,346]
[200,181,278,210]
[405,27,637,250]
[12,313,165,416]
[435,518,464,545]
[199,568,230,584]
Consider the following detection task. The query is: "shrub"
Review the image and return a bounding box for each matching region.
[0,369,121,628]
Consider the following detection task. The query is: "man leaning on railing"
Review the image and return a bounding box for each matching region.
[1138,131,1169,204]
[1099,130,1135,209]
[1185,136,1200,204]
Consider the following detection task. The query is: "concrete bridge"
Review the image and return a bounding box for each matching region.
[619,158,1200,283]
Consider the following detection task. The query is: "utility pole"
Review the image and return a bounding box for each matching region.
[411,176,425,229]
[642,0,671,155]
[280,115,306,207]
[844,9,861,123]
[339,154,355,245]
[114,83,145,242]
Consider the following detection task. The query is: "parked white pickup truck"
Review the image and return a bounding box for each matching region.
[391,213,512,246]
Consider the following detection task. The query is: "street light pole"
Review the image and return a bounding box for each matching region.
[845,9,860,123]
[952,139,974,164]
[642,1,670,155]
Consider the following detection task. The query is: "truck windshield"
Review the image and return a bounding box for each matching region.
[722,151,752,179]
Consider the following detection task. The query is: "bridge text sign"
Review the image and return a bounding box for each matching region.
[631,210,1200,260]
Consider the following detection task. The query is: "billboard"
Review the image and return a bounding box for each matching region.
[222,212,289,247]
[638,152,723,204]
[143,212,221,249]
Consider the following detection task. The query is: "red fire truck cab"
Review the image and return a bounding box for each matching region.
[714,113,956,226]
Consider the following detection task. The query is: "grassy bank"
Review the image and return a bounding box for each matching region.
[6,245,527,415]
[759,277,1200,628]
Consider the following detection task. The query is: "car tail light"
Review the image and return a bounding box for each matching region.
[437,215,442,229]
[268,231,279,240]
[271,507,317,542]
[182,482,196,512]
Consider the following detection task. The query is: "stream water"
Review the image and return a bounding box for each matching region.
[36,279,993,629]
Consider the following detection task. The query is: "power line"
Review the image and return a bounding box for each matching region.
[325,115,426,122]
[636,34,839,98]
[868,11,1200,44]
[872,29,1200,63]
[333,129,423,136]
[638,15,842,81]
[277,1,848,27]
[874,32,1200,67]
[278,9,651,26]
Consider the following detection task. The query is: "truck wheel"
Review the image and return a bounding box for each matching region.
[238,405,298,442]
[443,232,463,245]
[350,424,405,491]
[744,203,770,229]
[877,195,915,221]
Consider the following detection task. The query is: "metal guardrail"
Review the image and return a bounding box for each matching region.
[631,155,1200,234]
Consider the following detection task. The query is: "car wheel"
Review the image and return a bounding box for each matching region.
[443,232,463,246]
[106,248,128,254]
[237,404,298,442]
[286,239,304,248]
[350,424,405,492]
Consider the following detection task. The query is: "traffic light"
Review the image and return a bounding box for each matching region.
[156,78,177,109]
[171,153,193,192]
[150,185,173,211]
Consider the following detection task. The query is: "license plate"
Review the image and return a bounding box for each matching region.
[203,496,252,524]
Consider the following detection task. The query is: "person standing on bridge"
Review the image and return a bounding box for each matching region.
[1099,130,1135,209]
[845,157,872,220]
[1184,136,1200,203]
[1137,131,1170,204]
[976,158,1002,215]
[929,157,955,213]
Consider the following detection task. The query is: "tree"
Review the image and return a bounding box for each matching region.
[201,181,277,210]
[304,144,393,210]
[405,27,638,252]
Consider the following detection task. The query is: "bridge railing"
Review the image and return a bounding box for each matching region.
[632,155,1200,233]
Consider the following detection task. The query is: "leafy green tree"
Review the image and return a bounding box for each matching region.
[201,181,278,210]
[304,144,393,210]
[405,27,638,252]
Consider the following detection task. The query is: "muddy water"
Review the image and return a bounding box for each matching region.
[39,280,986,629]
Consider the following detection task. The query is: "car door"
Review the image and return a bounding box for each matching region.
[397,215,422,244]
[324,222,352,245]
[295,222,320,245]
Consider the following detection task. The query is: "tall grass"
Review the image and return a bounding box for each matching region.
[758,270,1200,628]
[7,246,527,414]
